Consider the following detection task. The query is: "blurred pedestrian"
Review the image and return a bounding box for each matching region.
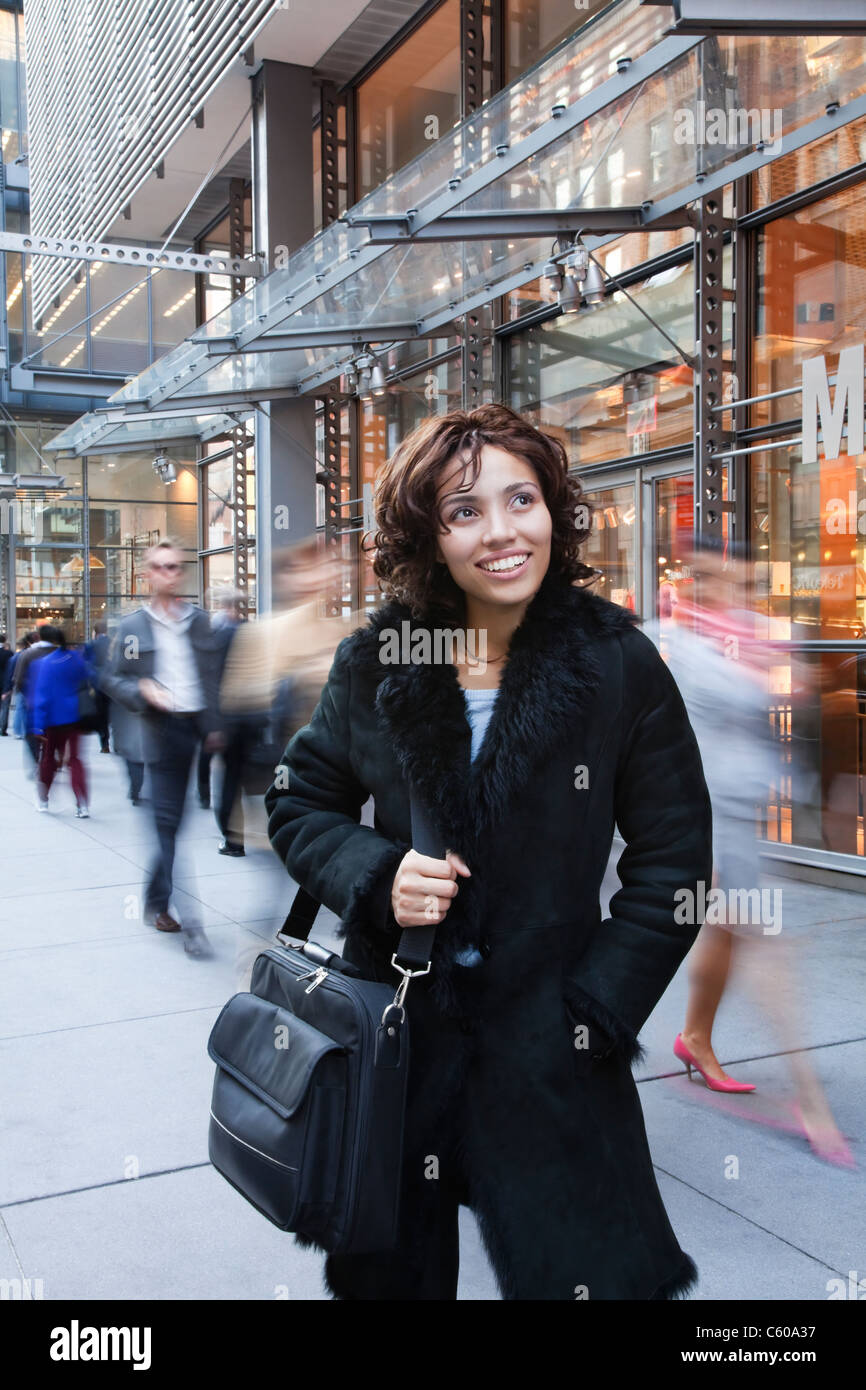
[5,635,31,738]
[84,619,112,753]
[102,540,223,956]
[661,542,852,1167]
[15,627,61,773]
[218,540,353,857]
[0,634,13,735]
[197,588,245,848]
[30,628,90,816]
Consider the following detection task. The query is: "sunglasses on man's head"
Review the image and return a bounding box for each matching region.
[150,561,183,573]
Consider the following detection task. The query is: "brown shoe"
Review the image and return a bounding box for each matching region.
[153,911,182,933]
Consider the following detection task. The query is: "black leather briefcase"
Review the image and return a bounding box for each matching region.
[206,790,441,1255]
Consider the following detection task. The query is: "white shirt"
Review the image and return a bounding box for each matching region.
[146,602,204,713]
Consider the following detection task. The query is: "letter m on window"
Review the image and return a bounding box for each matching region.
[802,344,864,465]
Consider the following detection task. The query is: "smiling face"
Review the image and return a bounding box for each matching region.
[434,444,553,615]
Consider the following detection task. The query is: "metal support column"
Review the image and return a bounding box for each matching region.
[228,177,250,615]
[250,59,316,616]
[320,395,345,614]
[320,82,341,229]
[694,192,735,547]
[461,0,484,406]
[461,0,484,114]
[232,425,251,617]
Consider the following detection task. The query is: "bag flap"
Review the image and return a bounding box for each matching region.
[208,992,344,1119]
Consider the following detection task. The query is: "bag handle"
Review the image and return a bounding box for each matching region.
[276,788,444,1003]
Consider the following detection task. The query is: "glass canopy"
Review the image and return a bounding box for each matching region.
[47,2,866,454]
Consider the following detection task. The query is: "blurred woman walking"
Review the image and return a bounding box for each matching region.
[31,629,90,816]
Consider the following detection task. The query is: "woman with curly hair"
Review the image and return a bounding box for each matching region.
[266,403,712,1300]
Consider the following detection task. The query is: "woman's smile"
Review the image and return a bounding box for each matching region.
[476,550,531,577]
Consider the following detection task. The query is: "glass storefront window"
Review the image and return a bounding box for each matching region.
[753,183,866,430]
[85,261,150,376]
[753,114,866,211]
[10,500,82,544]
[16,595,83,643]
[580,481,637,610]
[0,7,24,162]
[751,179,866,857]
[505,0,612,84]
[195,203,254,323]
[88,499,197,554]
[654,473,696,621]
[24,259,89,370]
[151,267,197,360]
[509,260,703,467]
[356,0,460,201]
[205,455,234,550]
[5,250,24,361]
[88,451,196,505]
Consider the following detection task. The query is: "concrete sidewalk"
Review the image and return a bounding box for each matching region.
[0,730,863,1301]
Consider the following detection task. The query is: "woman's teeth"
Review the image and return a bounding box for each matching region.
[478,554,529,573]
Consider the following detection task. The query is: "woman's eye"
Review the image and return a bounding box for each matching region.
[450,506,476,521]
[512,493,535,508]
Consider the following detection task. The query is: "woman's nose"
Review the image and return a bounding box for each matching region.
[481,510,518,546]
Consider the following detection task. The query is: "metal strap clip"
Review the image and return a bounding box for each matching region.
[382,952,432,1025]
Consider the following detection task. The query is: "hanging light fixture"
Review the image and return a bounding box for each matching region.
[543,260,563,295]
[583,259,606,307]
[357,360,373,403]
[152,450,177,484]
[370,359,387,396]
[558,275,582,313]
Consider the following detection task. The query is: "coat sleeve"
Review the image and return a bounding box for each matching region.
[100,626,148,714]
[266,636,410,943]
[564,628,713,1065]
[30,657,49,737]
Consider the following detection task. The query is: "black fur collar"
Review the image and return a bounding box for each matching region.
[348,570,639,858]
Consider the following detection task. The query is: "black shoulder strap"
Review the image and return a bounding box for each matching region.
[277,787,443,974]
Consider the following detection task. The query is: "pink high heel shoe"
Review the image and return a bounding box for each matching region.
[674,1034,756,1093]
[792,1104,856,1170]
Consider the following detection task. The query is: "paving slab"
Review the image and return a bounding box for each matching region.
[0,1009,221,1205]
[640,1041,865,1276]
[0,1166,500,1301]
[654,1171,845,1300]
[0,928,239,1039]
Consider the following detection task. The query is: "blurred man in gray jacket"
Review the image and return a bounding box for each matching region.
[102,539,223,956]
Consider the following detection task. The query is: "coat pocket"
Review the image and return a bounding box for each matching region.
[562,997,614,1077]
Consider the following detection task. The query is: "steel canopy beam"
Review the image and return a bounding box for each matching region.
[343,207,698,242]
[201,323,420,354]
[645,0,866,33]
[0,230,263,278]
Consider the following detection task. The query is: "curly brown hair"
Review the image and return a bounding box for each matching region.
[371,403,594,618]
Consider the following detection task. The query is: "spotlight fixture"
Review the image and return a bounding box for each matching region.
[543,260,563,294]
[582,259,606,307]
[370,359,387,396]
[558,274,582,313]
[357,363,373,403]
[152,451,177,484]
[353,347,387,402]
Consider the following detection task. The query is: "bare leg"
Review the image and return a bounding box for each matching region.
[738,934,851,1164]
[680,922,738,1083]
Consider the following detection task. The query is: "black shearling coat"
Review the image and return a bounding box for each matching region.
[266,570,713,1300]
